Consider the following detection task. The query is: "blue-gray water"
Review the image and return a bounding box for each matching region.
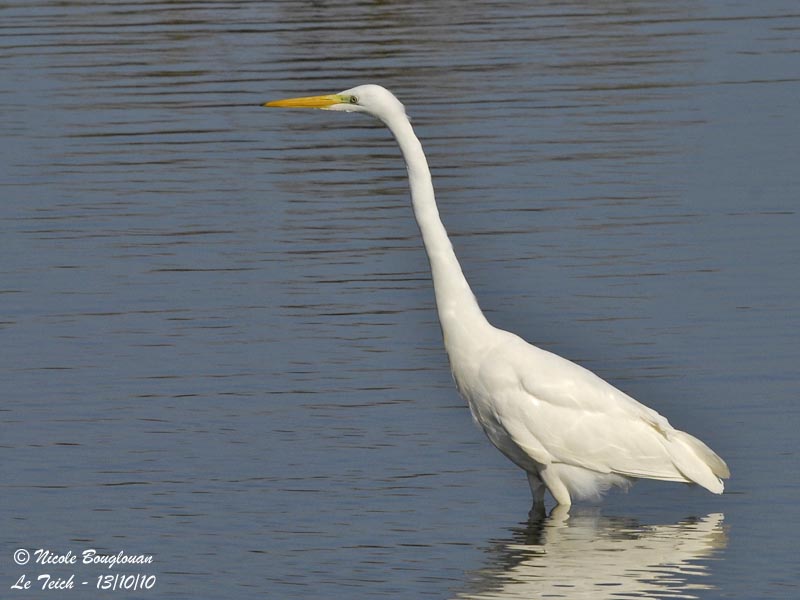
[2,1,799,598]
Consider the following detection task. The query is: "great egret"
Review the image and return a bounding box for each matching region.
[265,85,729,508]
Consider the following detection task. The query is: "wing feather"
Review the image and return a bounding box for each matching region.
[476,332,725,490]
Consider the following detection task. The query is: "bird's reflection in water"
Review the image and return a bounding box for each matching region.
[456,509,726,599]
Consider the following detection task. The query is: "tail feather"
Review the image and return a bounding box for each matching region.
[669,430,729,493]
[676,430,730,478]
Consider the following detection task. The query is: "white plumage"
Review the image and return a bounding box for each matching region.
[265,84,730,508]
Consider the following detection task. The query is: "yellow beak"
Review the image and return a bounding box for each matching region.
[263,94,345,109]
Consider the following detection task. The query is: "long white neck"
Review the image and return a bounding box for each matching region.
[381,111,492,351]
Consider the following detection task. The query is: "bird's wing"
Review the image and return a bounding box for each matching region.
[483,335,692,480]
[515,340,670,431]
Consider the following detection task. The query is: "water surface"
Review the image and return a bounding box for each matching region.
[2,1,799,598]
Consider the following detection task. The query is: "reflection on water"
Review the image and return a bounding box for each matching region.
[458,511,726,599]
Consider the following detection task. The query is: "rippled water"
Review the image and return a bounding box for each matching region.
[2,1,799,598]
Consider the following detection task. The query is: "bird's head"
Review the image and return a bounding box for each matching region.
[264,84,406,123]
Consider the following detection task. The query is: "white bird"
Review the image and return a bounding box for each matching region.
[265,85,729,509]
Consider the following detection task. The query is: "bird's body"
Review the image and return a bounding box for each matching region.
[265,85,729,508]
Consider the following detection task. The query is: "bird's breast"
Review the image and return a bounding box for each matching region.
[451,355,543,473]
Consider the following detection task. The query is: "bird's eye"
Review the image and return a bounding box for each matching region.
[349,95,359,104]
